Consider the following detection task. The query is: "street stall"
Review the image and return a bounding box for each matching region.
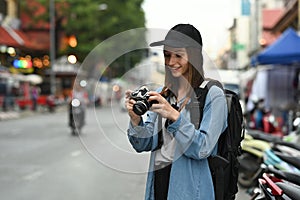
[249,28,300,134]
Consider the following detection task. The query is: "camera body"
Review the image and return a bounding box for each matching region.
[130,86,158,115]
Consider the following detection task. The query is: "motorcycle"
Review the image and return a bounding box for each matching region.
[46,95,56,112]
[238,129,300,188]
[250,164,300,200]
[69,98,85,136]
[248,104,284,137]
[238,130,273,188]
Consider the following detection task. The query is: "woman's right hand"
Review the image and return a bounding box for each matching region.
[125,90,141,126]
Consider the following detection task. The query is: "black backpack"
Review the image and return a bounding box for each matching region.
[186,79,245,200]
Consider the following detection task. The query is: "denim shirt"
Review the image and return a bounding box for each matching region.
[127,86,228,200]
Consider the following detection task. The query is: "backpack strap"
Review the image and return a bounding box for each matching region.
[186,79,223,129]
[186,87,207,130]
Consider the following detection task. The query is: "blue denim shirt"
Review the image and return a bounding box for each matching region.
[127,86,228,200]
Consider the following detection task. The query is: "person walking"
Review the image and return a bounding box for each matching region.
[30,84,39,111]
[125,24,228,199]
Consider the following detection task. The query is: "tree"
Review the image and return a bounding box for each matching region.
[62,0,147,78]
[21,0,147,78]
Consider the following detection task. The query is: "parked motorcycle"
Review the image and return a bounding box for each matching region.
[69,98,85,136]
[247,100,284,136]
[250,164,300,200]
[46,95,56,112]
[262,113,284,136]
[238,130,272,188]
[238,129,300,188]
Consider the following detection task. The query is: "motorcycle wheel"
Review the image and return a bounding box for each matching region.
[71,127,80,136]
[238,153,263,188]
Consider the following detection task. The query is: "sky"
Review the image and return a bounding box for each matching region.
[142,0,240,58]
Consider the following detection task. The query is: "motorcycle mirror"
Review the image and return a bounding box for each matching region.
[71,99,81,107]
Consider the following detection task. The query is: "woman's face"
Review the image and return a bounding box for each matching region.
[164,47,189,78]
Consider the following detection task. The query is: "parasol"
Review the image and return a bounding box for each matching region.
[25,74,43,84]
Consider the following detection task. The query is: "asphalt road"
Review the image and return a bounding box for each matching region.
[0,104,249,199]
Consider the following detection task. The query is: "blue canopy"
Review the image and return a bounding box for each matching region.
[251,28,300,66]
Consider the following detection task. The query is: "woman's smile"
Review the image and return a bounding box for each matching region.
[168,65,182,71]
[164,47,189,78]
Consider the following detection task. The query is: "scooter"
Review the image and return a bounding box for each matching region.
[238,129,300,188]
[46,95,56,112]
[69,98,85,136]
[248,108,284,137]
[238,130,272,188]
[262,113,284,137]
[250,165,300,200]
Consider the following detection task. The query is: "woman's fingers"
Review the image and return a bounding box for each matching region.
[148,91,165,104]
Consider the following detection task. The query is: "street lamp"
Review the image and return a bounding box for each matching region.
[67,54,77,64]
[49,0,56,96]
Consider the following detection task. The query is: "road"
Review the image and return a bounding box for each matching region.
[0,104,249,199]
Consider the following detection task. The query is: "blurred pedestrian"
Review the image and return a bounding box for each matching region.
[72,83,88,108]
[249,97,266,130]
[30,84,39,111]
[69,82,89,126]
[125,24,227,199]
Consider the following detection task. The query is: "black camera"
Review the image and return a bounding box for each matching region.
[130,86,158,115]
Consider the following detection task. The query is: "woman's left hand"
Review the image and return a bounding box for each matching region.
[147,91,180,122]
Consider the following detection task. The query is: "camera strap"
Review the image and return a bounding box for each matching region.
[154,87,190,151]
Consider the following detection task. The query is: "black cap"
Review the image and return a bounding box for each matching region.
[150,24,203,49]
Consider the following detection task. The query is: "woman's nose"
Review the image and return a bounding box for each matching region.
[167,55,177,66]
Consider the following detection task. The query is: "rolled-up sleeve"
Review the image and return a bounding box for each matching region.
[127,111,159,152]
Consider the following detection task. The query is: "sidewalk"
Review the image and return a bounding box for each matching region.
[0,111,20,121]
[0,105,68,121]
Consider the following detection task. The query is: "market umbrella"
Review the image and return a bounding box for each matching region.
[251,28,300,66]
[25,74,43,84]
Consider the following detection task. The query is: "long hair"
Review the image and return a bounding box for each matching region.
[164,47,204,98]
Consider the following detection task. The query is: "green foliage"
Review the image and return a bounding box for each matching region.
[62,0,147,78]
[21,0,147,78]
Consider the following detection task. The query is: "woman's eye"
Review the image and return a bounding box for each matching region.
[176,54,182,58]
[164,53,171,58]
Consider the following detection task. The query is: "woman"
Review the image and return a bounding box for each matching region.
[125,24,228,200]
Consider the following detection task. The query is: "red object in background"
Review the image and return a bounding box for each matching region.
[16,95,55,110]
[37,95,47,106]
[262,114,284,137]
[262,173,283,196]
[0,96,4,108]
[249,111,284,137]
[0,26,33,48]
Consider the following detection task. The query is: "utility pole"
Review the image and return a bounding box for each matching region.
[49,0,56,96]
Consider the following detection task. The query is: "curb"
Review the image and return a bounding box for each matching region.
[0,111,20,121]
[0,105,68,121]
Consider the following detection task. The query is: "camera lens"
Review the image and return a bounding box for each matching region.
[133,101,149,115]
